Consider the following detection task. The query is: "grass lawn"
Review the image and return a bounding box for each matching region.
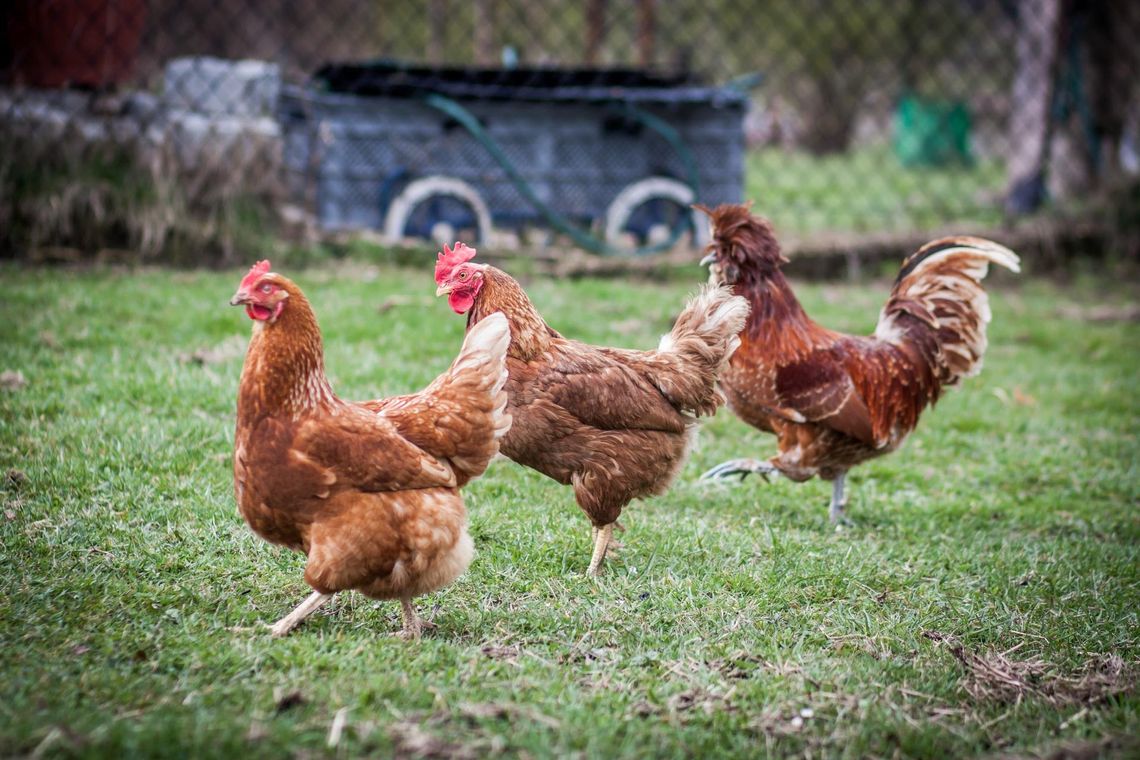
[0,260,1137,758]
[746,146,1007,236]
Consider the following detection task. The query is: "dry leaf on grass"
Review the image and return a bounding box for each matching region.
[386,701,559,758]
[479,644,521,662]
[273,689,305,714]
[1,370,27,390]
[559,645,617,665]
[7,468,27,488]
[667,687,737,715]
[706,653,765,680]
[456,702,560,730]
[388,722,476,760]
[629,700,660,718]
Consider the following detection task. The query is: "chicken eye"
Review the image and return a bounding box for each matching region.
[458,271,468,280]
[260,283,272,293]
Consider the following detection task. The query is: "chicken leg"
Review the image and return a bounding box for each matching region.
[398,597,423,640]
[270,591,333,637]
[587,523,614,576]
[701,458,781,482]
[829,472,850,526]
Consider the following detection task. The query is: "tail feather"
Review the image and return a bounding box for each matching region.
[876,237,1019,387]
[653,285,750,416]
[370,312,511,486]
[450,311,513,444]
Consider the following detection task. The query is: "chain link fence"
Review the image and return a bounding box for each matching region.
[2,0,1138,265]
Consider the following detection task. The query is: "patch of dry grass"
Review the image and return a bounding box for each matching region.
[924,631,1136,707]
[0,129,279,265]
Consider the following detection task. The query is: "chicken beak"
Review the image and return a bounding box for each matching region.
[434,283,453,297]
[229,289,250,306]
[699,252,717,267]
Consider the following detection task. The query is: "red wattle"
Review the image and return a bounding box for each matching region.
[448,290,475,314]
[246,304,272,321]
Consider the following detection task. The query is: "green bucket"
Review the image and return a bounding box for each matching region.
[893,94,972,167]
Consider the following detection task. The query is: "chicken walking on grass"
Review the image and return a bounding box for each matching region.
[230,261,511,638]
[434,242,749,575]
[697,204,1020,524]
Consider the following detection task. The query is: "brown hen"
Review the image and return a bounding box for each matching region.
[697,204,1019,524]
[231,261,510,638]
[434,243,749,574]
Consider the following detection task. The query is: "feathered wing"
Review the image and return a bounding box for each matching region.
[876,237,1020,385]
[527,287,749,433]
[772,348,878,445]
[365,312,512,486]
[641,285,751,417]
[291,409,462,493]
[527,346,693,434]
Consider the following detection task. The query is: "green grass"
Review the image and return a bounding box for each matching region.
[746,145,1007,236]
[1,262,1137,758]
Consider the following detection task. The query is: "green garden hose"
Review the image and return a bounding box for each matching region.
[422,92,701,256]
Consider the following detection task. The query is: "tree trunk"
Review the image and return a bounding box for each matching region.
[473,0,495,66]
[799,70,860,155]
[636,0,655,69]
[1005,0,1062,213]
[427,0,446,64]
[585,0,606,66]
[1086,0,1140,184]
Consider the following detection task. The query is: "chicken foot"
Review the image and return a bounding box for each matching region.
[586,523,614,576]
[270,591,334,637]
[701,458,781,482]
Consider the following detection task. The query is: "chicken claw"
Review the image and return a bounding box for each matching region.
[701,458,780,482]
[269,591,334,638]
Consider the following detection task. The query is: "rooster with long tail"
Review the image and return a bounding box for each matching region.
[698,204,1020,524]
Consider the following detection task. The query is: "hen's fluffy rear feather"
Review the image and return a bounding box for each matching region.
[653,285,750,417]
[365,311,512,487]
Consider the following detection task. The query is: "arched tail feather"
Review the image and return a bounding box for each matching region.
[876,237,1019,388]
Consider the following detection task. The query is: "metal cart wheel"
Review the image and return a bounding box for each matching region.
[603,177,709,253]
[382,175,493,246]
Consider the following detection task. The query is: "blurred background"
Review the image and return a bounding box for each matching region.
[1,0,1138,271]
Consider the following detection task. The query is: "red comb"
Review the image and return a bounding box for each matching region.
[239,260,271,290]
[434,242,477,284]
